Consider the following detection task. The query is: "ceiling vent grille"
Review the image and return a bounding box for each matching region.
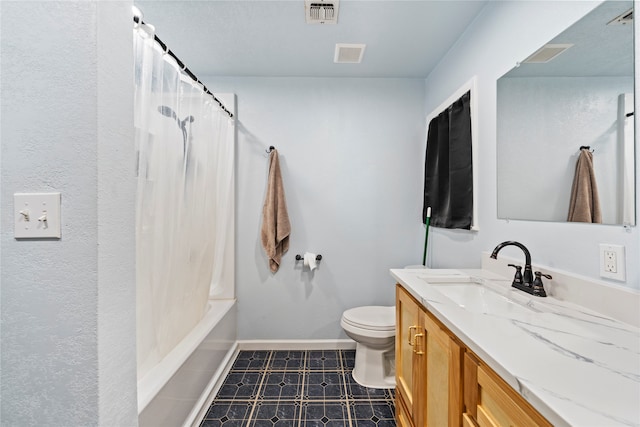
[334,43,366,64]
[523,43,573,64]
[305,0,339,24]
[608,8,633,25]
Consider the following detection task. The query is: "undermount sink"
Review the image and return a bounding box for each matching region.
[417,271,473,283]
[432,283,537,316]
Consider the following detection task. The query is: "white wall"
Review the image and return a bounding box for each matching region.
[97,2,138,425]
[204,77,426,339]
[0,1,137,425]
[423,1,640,289]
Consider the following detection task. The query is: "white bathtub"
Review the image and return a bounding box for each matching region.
[138,299,237,427]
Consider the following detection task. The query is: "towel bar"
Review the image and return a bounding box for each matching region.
[295,254,322,261]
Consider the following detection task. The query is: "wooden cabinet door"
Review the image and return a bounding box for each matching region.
[422,310,463,427]
[396,285,464,427]
[396,285,423,425]
[463,352,480,423]
[395,390,415,427]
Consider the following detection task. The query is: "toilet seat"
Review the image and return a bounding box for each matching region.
[341,306,395,332]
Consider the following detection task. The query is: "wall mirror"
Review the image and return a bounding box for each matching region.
[497,0,635,226]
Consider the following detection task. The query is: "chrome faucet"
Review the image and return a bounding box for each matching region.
[490,241,550,297]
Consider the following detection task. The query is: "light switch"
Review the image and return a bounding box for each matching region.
[14,193,61,239]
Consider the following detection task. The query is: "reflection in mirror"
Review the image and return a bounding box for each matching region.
[497,1,635,226]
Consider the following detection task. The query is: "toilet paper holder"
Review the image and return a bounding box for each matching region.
[295,254,322,261]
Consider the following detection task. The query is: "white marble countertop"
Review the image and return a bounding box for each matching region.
[391,268,640,427]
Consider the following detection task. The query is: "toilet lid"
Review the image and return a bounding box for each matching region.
[342,306,395,331]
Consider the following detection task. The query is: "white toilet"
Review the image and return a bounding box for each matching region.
[341,305,396,389]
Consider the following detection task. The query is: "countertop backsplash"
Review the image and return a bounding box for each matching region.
[481,252,640,328]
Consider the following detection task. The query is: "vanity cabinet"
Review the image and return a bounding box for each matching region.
[396,284,551,427]
[395,285,463,427]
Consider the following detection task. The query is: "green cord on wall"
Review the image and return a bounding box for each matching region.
[422,206,431,266]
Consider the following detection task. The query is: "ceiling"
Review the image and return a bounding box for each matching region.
[134,0,488,79]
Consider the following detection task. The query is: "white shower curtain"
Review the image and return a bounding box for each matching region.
[133,23,234,380]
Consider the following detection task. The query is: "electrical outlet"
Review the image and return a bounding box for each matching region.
[599,244,625,281]
[603,250,617,273]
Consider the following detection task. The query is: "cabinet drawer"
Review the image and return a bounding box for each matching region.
[477,366,551,427]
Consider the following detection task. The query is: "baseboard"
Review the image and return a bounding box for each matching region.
[186,342,240,427]
[237,339,356,351]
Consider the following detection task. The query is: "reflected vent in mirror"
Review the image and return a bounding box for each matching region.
[608,8,633,25]
[334,43,366,63]
[523,43,573,63]
[305,0,339,24]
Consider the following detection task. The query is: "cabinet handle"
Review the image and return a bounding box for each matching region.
[414,333,424,355]
[408,325,418,346]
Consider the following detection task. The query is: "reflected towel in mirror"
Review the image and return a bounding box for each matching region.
[568,148,602,223]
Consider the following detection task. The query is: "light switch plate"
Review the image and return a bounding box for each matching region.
[14,192,61,239]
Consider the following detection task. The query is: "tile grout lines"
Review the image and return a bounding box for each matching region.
[339,350,353,427]
[242,350,272,427]
[200,349,395,427]
[296,350,307,427]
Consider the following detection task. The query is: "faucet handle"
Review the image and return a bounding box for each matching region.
[508,264,523,285]
[532,271,552,297]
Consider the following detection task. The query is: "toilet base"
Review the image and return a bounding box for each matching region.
[351,342,396,389]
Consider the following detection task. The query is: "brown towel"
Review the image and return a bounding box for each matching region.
[567,149,602,223]
[261,149,291,272]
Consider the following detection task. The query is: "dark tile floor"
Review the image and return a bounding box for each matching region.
[199,350,395,427]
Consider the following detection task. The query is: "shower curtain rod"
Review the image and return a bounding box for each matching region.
[133,16,234,119]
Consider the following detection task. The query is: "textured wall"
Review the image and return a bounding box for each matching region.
[423,0,640,289]
[1,1,137,425]
[1,2,100,423]
[204,77,426,340]
[97,1,137,425]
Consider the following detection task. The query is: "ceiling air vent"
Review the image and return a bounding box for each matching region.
[523,43,573,64]
[305,0,339,24]
[608,8,633,25]
[334,43,366,64]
